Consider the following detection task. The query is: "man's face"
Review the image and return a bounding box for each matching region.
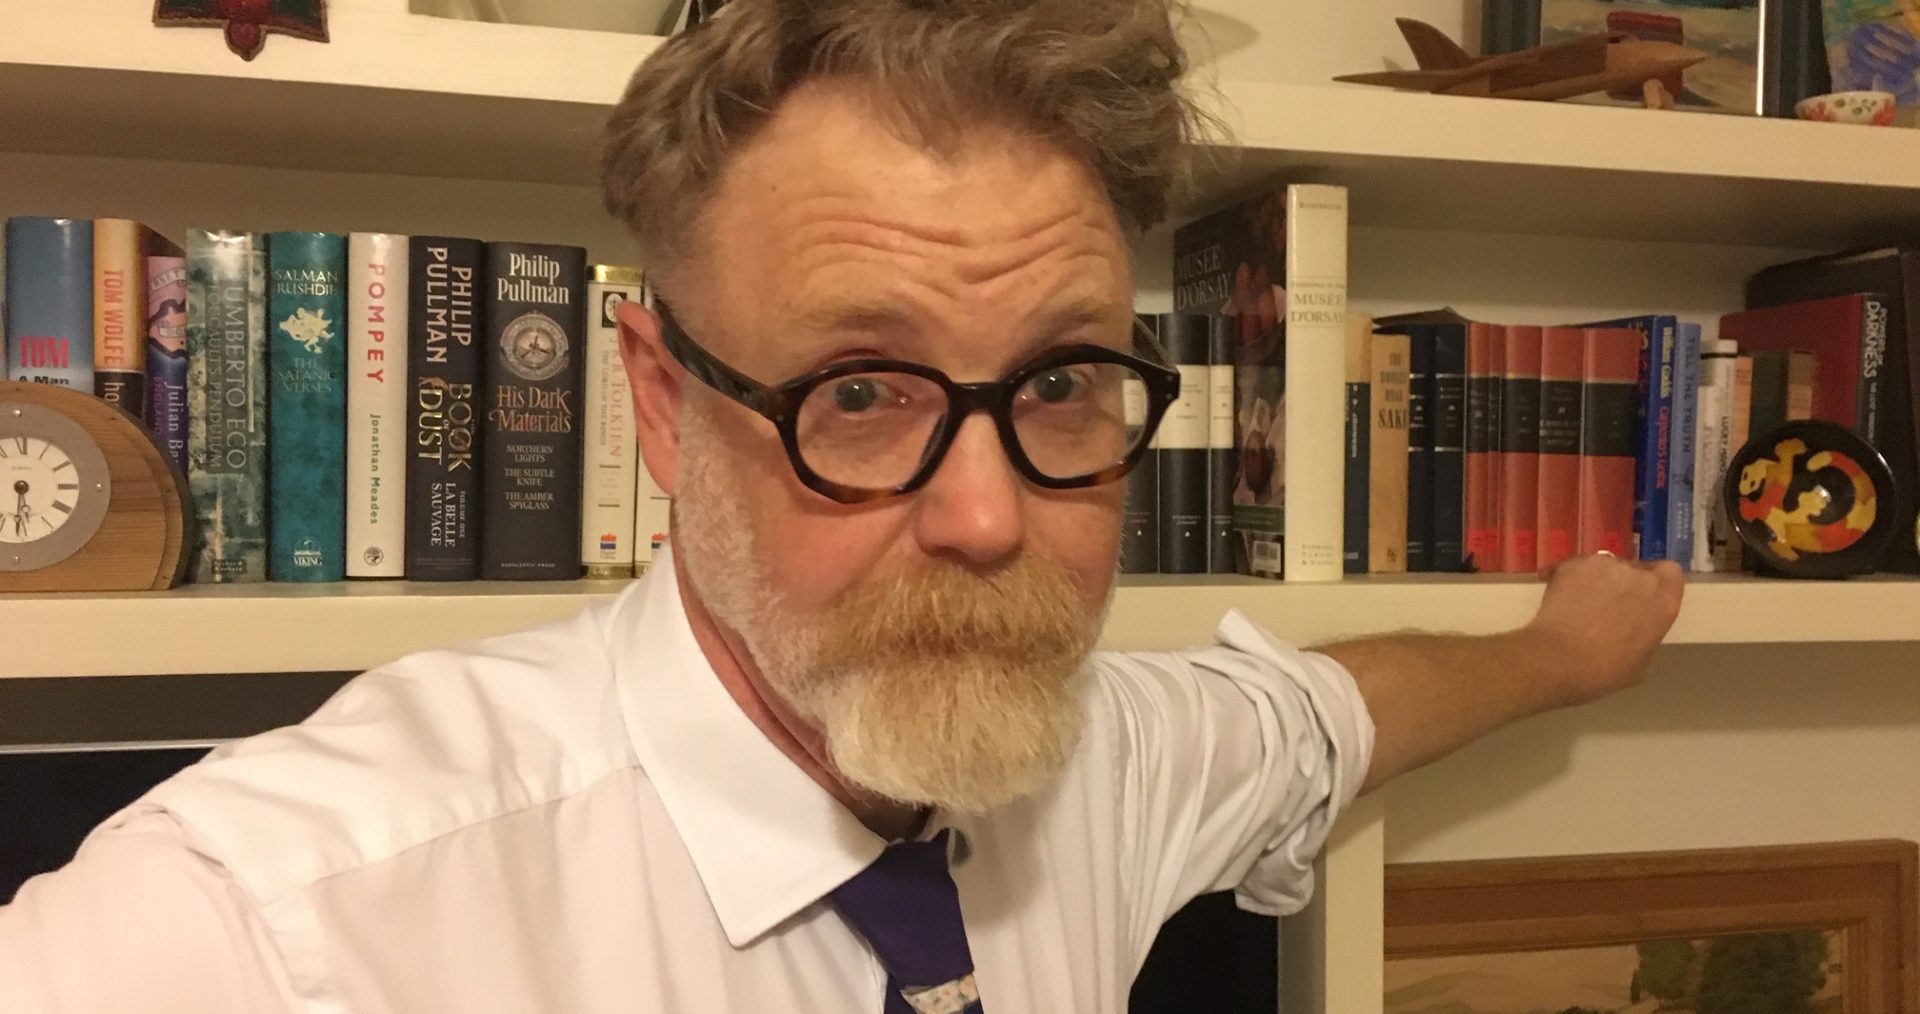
[635,81,1136,813]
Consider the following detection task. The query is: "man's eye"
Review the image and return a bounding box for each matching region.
[832,377,885,413]
[1027,368,1090,405]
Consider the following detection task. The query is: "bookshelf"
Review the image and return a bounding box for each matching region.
[6,4,1920,1013]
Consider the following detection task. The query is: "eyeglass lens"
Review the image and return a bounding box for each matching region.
[790,361,1157,491]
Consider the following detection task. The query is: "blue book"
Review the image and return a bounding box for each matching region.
[1583,314,1676,560]
[267,232,349,582]
[4,217,94,389]
[1665,323,1702,568]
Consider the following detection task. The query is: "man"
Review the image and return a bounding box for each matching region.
[0,0,1682,1010]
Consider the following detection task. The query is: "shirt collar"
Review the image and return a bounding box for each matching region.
[610,546,886,947]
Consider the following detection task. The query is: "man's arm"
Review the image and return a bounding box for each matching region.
[1319,553,1685,795]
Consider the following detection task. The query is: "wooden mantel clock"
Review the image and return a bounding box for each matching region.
[0,381,191,592]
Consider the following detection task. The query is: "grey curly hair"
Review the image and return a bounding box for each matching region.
[599,0,1207,272]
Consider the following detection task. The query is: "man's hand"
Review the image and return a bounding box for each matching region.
[1527,553,1686,709]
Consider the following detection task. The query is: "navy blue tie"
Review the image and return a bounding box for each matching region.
[828,830,984,1014]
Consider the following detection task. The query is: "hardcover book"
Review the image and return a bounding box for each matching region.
[1369,330,1412,574]
[1500,325,1544,574]
[1666,322,1703,568]
[1171,181,1350,581]
[582,265,644,579]
[406,236,484,581]
[1402,322,1436,573]
[1721,352,1755,571]
[347,233,409,578]
[1429,317,1469,571]
[1748,349,1790,436]
[185,229,269,584]
[634,454,671,573]
[1207,315,1236,574]
[1537,326,1585,570]
[145,253,190,474]
[1580,328,1642,557]
[5,217,93,389]
[1746,246,1920,572]
[1692,338,1740,572]
[1120,314,1160,575]
[1584,314,1675,561]
[1343,313,1372,575]
[1465,321,1502,572]
[268,232,349,582]
[1156,313,1211,575]
[480,241,588,581]
[93,219,153,416]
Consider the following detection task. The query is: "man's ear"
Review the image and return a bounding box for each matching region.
[617,296,680,497]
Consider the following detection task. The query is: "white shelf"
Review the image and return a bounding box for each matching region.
[0,0,663,185]
[6,574,1917,679]
[1195,81,1920,249]
[8,3,1920,249]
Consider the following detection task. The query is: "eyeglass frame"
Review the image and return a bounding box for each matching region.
[653,300,1184,504]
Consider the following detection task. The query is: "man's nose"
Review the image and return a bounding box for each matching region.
[911,412,1025,566]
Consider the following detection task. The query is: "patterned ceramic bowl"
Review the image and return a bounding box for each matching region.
[1796,90,1897,126]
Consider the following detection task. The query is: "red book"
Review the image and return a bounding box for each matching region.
[1579,327,1640,557]
[1718,293,1891,442]
[1465,322,1501,570]
[1537,327,1584,570]
[1500,325,1543,573]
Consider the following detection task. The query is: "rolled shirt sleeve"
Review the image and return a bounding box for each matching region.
[0,810,293,1014]
[1096,608,1375,939]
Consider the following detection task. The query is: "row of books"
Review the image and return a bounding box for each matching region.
[3,216,670,583]
[1168,181,1920,581]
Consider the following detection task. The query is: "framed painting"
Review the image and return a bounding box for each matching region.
[1385,839,1917,1013]
[1480,0,1830,117]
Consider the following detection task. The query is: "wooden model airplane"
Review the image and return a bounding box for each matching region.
[1335,19,1709,109]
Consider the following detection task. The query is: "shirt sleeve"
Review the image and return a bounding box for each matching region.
[1094,608,1375,942]
[0,810,295,1014]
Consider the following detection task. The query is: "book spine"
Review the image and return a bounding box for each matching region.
[1281,184,1349,582]
[405,237,484,581]
[1580,328,1640,557]
[480,242,588,581]
[1120,385,1160,574]
[92,219,148,417]
[5,217,93,389]
[145,255,190,474]
[1430,324,1468,571]
[1639,318,1676,561]
[1368,332,1411,574]
[347,233,409,578]
[1207,316,1235,574]
[1786,349,1818,420]
[1404,326,1434,572]
[1665,323,1702,568]
[1464,322,1500,572]
[1859,292,1892,448]
[267,232,349,582]
[1692,339,1738,573]
[1537,327,1584,570]
[1718,353,1754,571]
[1748,350,1789,436]
[1500,326,1543,574]
[1342,313,1371,575]
[582,267,645,579]
[185,230,269,584]
[1157,313,1211,575]
[1120,314,1160,575]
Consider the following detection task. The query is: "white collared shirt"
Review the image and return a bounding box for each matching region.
[0,551,1373,1013]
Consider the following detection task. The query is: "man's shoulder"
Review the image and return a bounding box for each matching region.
[110,594,643,903]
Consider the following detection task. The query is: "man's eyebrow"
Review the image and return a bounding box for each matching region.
[794,300,918,337]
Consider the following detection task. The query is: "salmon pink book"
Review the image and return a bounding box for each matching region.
[1536,327,1584,569]
[1579,327,1640,557]
[1500,325,1543,573]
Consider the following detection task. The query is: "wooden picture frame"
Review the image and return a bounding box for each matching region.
[1386,840,1918,1013]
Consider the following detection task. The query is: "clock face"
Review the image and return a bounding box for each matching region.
[0,401,112,572]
